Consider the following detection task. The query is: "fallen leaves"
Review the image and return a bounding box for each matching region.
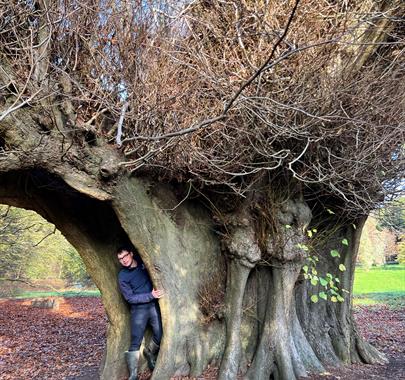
[0,298,403,380]
[0,297,106,380]
[354,305,405,356]
[306,305,405,380]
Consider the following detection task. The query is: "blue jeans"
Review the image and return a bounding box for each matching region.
[129,301,163,351]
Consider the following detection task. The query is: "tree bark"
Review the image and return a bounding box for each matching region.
[0,112,387,379]
[296,217,387,369]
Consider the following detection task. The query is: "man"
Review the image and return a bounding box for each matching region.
[117,246,164,380]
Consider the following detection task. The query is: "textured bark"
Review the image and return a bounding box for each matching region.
[218,211,260,380]
[112,178,226,379]
[0,110,387,379]
[219,259,251,380]
[244,200,324,380]
[296,217,387,370]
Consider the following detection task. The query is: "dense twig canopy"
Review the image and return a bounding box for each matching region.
[0,0,404,212]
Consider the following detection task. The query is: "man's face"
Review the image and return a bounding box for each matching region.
[117,250,134,267]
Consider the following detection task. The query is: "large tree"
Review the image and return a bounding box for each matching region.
[0,1,403,379]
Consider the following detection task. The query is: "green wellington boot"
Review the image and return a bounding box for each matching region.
[125,350,139,380]
[143,340,160,370]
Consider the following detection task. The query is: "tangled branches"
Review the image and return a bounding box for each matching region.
[0,0,404,213]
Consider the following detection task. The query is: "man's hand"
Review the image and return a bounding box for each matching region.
[152,288,164,299]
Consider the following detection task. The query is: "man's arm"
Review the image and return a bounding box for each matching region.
[118,279,155,304]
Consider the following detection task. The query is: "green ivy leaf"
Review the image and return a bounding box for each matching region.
[311,268,318,275]
[337,295,344,302]
[303,265,309,273]
[319,291,327,300]
[304,273,309,279]
[339,264,346,272]
[311,295,319,303]
[326,273,333,280]
[285,224,292,229]
[331,296,338,303]
[319,277,328,287]
[327,209,335,214]
[335,278,340,283]
[342,238,349,246]
[312,228,318,233]
[330,249,340,258]
[311,278,318,286]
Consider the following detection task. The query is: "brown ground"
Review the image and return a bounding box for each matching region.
[0,298,403,380]
[302,305,405,380]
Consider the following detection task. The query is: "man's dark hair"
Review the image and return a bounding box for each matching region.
[116,245,134,255]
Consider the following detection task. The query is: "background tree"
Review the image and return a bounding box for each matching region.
[0,205,91,290]
[0,206,32,280]
[358,215,398,267]
[0,1,404,380]
[373,197,405,263]
[60,246,93,286]
[398,235,405,264]
[377,197,405,233]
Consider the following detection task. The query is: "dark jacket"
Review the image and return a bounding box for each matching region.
[118,258,154,305]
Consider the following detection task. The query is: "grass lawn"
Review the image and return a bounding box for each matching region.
[10,289,100,299]
[353,264,405,307]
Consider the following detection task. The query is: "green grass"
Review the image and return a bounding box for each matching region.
[353,264,405,294]
[12,289,100,299]
[353,265,405,308]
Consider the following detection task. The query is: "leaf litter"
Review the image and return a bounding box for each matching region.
[0,298,403,380]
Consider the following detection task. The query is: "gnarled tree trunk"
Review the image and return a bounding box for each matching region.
[0,152,385,379]
[1,0,399,373]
